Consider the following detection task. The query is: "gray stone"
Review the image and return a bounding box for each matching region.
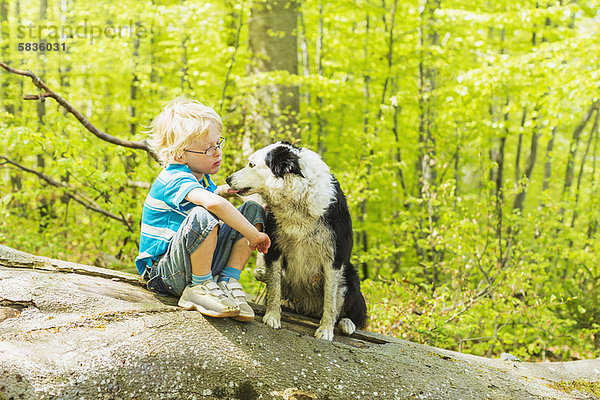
[1,244,599,399]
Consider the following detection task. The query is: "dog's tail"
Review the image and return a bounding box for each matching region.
[341,263,368,329]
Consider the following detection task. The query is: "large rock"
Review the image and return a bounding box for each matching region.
[0,244,599,399]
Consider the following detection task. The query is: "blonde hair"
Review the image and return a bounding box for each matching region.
[146,97,223,166]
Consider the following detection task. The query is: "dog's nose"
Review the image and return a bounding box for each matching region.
[226,176,233,186]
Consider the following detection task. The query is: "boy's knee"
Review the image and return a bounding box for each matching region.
[183,207,219,252]
[239,200,265,222]
[185,206,219,230]
[204,223,219,241]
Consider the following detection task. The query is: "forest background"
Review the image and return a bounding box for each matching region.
[1,0,599,362]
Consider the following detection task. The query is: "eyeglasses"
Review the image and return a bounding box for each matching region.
[184,138,226,157]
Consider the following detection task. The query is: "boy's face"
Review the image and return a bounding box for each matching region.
[183,128,222,179]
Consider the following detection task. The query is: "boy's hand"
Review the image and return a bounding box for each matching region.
[248,232,270,254]
[217,184,240,198]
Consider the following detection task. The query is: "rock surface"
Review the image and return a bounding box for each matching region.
[1,244,599,399]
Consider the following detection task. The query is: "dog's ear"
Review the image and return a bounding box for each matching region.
[266,146,305,178]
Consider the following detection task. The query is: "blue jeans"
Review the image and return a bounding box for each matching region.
[146,201,265,297]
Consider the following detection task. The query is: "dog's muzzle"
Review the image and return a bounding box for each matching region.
[226,175,251,195]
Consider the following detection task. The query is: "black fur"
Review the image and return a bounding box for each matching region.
[341,262,368,329]
[279,141,301,150]
[322,177,354,271]
[323,177,368,328]
[265,145,304,178]
[263,211,281,266]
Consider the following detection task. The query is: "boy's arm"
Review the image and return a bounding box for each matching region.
[185,188,270,253]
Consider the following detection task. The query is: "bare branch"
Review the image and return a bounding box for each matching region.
[444,285,494,324]
[0,155,134,232]
[23,93,52,101]
[0,61,156,159]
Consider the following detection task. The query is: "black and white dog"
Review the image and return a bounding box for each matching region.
[226,142,367,340]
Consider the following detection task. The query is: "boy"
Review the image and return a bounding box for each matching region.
[135,97,270,322]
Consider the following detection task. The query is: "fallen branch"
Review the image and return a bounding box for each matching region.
[0,61,156,160]
[0,155,134,232]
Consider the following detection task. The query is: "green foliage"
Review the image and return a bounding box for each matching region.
[2,0,600,361]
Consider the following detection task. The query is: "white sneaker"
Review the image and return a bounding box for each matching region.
[217,278,255,322]
[178,280,240,318]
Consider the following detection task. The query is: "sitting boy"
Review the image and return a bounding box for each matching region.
[135,97,270,322]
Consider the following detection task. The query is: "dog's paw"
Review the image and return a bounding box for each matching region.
[315,326,334,341]
[338,318,356,335]
[253,267,267,283]
[262,310,281,329]
[253,255,267,283]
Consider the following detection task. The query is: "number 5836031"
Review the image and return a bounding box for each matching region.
[17,43,66,52]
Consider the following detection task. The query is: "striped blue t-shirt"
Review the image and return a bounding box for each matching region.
[135,163,217,275]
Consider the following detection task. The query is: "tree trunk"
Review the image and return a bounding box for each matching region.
[571,109,600,227]
[514,107,527,182]
[1,245,599,400]
[129,21,141,137]
[219,1,244,114]
[13,0,23,116]
[298,5,312,136]
[563,102,600,197]
[587,122,599,238]
[315,1,325,152]
[180,34,191,91]
[356,1,399,281]
[37,0,47,127]
[356,13,371,281]
[417,0,440,290]
[248,0,299,142]
[512,130,540,213]
[0,0,12,114]
[542,126,557,192]
[58,0,72,100]
[392,80,406,196]
[179,1,191,91]
[5,3,22,204]
[36,0,52,232]
[494,134,506,261]
[416,0,439,198]
[149,0,158,96]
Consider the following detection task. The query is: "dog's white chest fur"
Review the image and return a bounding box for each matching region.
[275,214,335,291]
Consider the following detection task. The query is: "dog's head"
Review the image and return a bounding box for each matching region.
[226,142,306,197]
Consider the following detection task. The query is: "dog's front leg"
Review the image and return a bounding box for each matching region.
[315,266,340,341]
[263,255,283,329]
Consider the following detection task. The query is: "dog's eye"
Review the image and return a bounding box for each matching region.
[248,162,255,168]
